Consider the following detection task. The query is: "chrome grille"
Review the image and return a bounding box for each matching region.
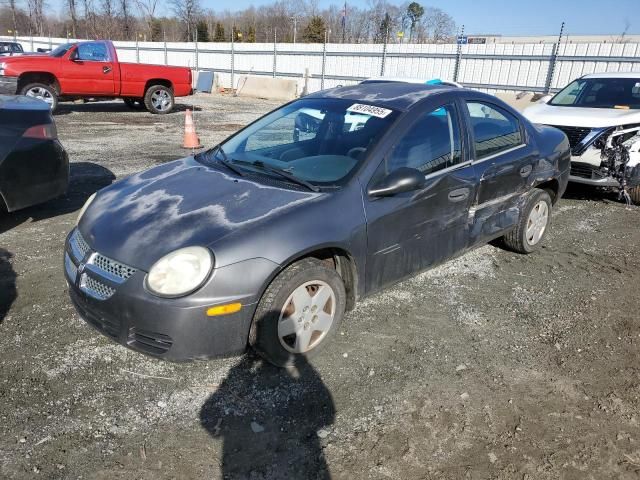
[93,253,137,280]
[70,229,91,261]
[66,228,137,301]
[81,274,116,300]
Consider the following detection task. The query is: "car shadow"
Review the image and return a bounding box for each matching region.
[200,351,335,480]
[54,102,202,115]
[0,162,115,234]
[0,248,17,326]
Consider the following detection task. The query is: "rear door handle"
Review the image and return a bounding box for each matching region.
[520,165,533,177]
[448,188,470,202]
[103,66,112,74]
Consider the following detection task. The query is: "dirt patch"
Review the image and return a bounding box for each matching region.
[1,93,640,479]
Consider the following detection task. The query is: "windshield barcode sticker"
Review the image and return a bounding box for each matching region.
[347,103,393,118]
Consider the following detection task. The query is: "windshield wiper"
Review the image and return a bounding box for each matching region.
[233,160,320,192]
[208,145,245,177]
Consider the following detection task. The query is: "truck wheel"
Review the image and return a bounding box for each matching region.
[21,82,58,112]
[501,189,552,254]
[250,258,346,367]
[123,97,145,110]
[628,186,640,205]
[143,85,174,114]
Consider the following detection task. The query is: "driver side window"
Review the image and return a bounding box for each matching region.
[76,42,109,62]
[385,103,462,176]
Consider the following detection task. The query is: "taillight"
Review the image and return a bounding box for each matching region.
[22,123,57,140]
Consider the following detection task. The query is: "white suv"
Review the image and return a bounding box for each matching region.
[524,73,640,204]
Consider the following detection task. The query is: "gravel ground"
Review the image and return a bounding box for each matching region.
[1,93,640,480]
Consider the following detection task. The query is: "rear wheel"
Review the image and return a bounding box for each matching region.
[501,189,552,254]
[21,82,58,112]
[143,85,174,114]
[123,97,145,110]
[250,258,346,367]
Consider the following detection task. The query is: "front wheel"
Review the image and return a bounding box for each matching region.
[501,188,552,254]
[250,258,346,367]
[21,82,58,112]
[143,85,174,114]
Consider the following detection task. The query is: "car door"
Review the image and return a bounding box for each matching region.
[363,98,477,294]
[464,99,537,246]
[61,42,115,96]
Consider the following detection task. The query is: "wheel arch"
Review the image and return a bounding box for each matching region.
[17,72,60,93]
[258,246,359,314]
[144,78,174,93]
[534,178,560,205]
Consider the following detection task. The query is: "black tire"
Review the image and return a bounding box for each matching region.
[629,186,640,205]
[20,82,58,112]
[250,258,346,367]
[143,84,174,114]
[501,188,552,254]
[123,97,145,110]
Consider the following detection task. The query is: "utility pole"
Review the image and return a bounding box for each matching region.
[341,1,347,43]
[291,16,297,44]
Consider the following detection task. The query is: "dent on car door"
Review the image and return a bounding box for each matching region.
[466,100,537,245]
[363,101,476,294]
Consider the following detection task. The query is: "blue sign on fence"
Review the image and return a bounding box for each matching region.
[457,35,468,45]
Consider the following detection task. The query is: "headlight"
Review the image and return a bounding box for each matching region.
[76,192,96,225]
[146,246,213,297]
[0,62,6,75]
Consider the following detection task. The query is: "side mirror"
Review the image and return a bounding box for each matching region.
[368,167,425,197]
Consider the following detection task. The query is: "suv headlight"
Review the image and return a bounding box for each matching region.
[0,62,6,75]
[76,192,96,225]
[146,246,213,297]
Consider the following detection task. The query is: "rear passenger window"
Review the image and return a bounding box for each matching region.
[386,103,462,176]
[466,102,522,159]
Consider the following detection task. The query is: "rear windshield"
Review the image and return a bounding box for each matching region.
[550,78,640,109]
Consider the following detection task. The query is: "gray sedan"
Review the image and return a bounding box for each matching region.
[64,82,569,366]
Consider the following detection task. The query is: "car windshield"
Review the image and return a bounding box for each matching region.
[49,43,74,58]
[199,98,399,187]
[550,78,640,109]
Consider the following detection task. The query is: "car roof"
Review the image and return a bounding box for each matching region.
[582,72,640,79]
[307,82,466,111]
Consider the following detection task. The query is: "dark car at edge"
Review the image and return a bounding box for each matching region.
[64,82,570,367]
[1,94,69,212]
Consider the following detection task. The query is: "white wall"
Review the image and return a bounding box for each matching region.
[3,36,639,95]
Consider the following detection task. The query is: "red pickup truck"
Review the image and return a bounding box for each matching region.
[0,40,193,114]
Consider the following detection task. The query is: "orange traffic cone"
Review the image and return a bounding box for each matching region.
[183,109,202,149]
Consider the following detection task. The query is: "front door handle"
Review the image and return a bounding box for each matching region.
[103,66,112,74]
[520,165,533,177]
[448,188,470,202]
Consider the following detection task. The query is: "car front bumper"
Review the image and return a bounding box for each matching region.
[0,75,18,94]
[64,229,278,361]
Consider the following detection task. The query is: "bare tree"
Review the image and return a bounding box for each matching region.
[120,0,131,39]
[135,0,158,39]
[170,0,201,40]
[67,0,78,37]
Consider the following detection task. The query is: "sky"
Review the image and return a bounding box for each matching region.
[45,0,638,37]
[195,0,639,36]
